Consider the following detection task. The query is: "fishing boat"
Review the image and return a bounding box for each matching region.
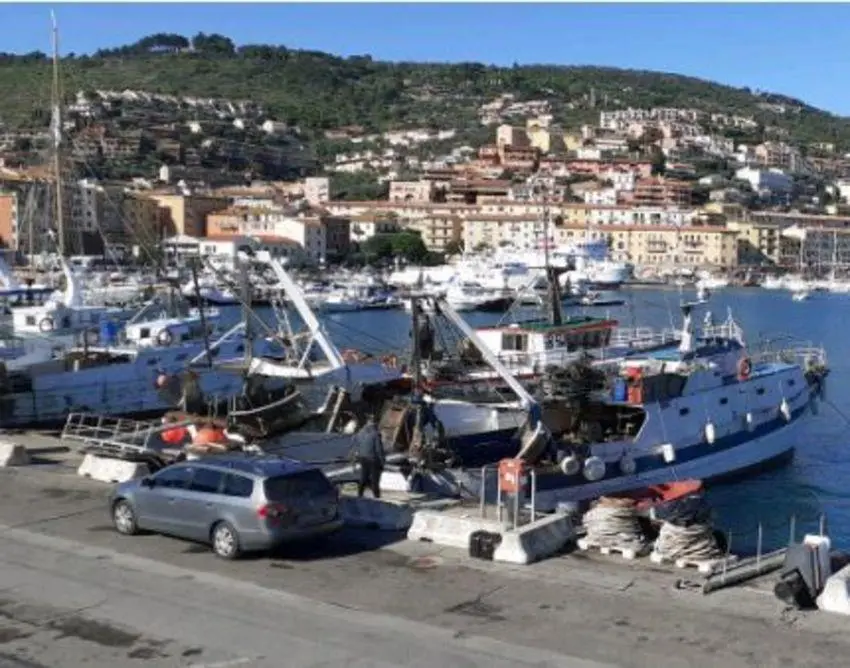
[371,293,830,511]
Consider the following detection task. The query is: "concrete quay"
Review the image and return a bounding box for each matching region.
[0,434,849,667]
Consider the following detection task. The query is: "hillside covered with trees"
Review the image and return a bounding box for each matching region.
[1,31,850,148]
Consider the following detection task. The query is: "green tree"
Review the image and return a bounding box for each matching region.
[390,232,428,263]
[362,234,394,261]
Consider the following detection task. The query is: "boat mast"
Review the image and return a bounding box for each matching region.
[50,11,65,258]
[537,179,562,326]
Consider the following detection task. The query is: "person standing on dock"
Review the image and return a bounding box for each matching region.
[354,414,385,498]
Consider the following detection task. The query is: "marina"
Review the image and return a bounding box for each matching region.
[5,5,850,665]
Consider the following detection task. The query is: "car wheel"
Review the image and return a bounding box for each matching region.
[112,500,139,536]
[211,521,241,560]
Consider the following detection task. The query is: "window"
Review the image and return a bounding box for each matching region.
[719,398,728,405]
[264,470,333,501]
[188,467,224,494]
[222,473,254,498]
[140,327,150,339]
[154,465,193,489]
[679,407,690,416]
[787,379,796,387]
[756,388,765,396]
[25,315,35,326]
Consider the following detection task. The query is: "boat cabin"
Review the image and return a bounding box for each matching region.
[477,316,618,371]
[12,302,121,337]
[123,314,222,349]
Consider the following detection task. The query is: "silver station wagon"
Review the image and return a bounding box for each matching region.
[109,455,344,559]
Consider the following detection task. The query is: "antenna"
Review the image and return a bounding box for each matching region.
[50,10,65,257]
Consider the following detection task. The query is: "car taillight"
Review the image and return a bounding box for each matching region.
[257,503,291,525]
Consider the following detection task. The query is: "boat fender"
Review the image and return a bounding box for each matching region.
[704,422,716,445]
[583,456,606,482]
[619,454,637,476]
[157,328,174,347]
[745,412,754,431]
[559,454,581,476]
[38,317,54,333]
[737,357,752,381]
[780,398,791,422]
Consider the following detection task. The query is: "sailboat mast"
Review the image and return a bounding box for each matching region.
[50,11,65,257]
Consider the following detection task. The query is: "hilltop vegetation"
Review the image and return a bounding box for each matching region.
[1,31,849,148]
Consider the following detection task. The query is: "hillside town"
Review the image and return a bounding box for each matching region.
[3,97,850,275]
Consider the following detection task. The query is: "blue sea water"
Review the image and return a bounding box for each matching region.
[239,287,850,553]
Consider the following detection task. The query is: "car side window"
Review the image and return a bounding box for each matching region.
[222,473,254,498]
[154,466,193,490]
[188,467,224,494]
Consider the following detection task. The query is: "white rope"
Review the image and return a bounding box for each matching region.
[583,501,646,548]
[652,521,723,562]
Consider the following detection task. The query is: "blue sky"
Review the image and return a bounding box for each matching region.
[6,3,850,115]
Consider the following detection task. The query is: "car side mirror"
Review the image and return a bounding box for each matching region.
[141,476,155,488]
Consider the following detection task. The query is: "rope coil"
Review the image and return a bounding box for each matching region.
[652,522,724,562]
[583,498,647,548]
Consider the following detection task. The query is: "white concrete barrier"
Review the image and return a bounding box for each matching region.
[340,497,414,531]
[493,513,574,565]
[0,441,30,467]
[407,509,503,551]
[817,563,850,615]
[77,454,149,484]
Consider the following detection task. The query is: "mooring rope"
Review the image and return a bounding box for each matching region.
[652,521,724,562]
[583,498,647,548]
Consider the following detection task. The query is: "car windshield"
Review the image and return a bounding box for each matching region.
[263,470,333,501]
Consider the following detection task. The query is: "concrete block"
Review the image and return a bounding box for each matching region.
[77,453,149,484]
[494,513,574,565]
[407,509,503,551]
[0,441,30,467]
[817,563,850,615]
[340,497,414,531]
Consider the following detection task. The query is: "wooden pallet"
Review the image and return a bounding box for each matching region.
[577,537,650,560]
[650,551,738,574]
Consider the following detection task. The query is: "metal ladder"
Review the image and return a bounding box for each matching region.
[61,412,196,462]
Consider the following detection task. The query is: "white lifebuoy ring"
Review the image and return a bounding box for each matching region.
[39,317,54,333]
[157,329,174,347]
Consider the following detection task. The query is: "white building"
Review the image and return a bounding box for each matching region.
[304,177,330,205]
[735,167,793,193]
[583,188,618,206]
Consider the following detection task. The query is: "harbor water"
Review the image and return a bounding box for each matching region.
[230,287,850,553]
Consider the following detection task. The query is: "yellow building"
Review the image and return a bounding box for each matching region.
[150,193,229,237]
[406,214,462,252]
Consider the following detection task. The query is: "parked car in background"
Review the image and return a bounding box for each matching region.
[109,455,343,559]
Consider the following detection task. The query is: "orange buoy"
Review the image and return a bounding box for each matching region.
[192,426,228,447]
[162,426,189,445]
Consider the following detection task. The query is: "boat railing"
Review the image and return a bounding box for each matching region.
[749,344,828,371]
[702,319,745,344]
[609,327,680,350]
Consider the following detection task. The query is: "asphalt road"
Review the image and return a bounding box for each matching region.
[0,463,848,668]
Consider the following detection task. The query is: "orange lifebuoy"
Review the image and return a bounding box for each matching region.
[738,357,752,380]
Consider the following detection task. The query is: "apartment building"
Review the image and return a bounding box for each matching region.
[150,192,229,237]
[630,177,693,207]
[406,214,462,252]
[496,125,530,148]
[350,212,401,243]
[0,191,17,249]
[463,213,542,250]
[123,193,167,247]
[389,180,434,202]
[732,211,850,267]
